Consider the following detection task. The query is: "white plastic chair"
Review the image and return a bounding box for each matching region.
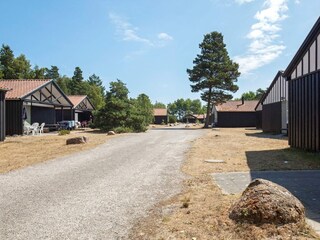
[38,123,45,135]
[23,121,32,135]
[31,122,39,135]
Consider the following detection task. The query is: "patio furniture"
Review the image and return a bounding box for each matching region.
[38,123,45,135]
[31,122,39,135]
[58,121,73,130]
[23,121,33,135]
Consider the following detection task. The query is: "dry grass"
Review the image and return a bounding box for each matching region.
[130,128,320,240]
[0,129,114,173]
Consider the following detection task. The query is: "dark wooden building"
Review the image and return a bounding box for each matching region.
[153,108,168,124]
[183,114,206,123]
[0,88,10,141]
[283,17,320,151]
[212,100,258,127]
[56,95,95,123]
[255,71,288,133]
[0,79,73,135]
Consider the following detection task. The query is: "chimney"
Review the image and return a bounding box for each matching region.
[241,96,244,105]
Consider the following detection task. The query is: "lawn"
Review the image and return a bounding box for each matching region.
[0,129,113,174]
[130,128,320,240]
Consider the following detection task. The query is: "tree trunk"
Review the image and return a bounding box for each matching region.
[204,87,212,128]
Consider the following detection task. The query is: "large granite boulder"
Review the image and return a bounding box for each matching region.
[229,179,305,225]
[66,136,88,145]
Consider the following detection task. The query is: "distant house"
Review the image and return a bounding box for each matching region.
[255,71,288,133]
[212,99,258,127]
[0,79,73,135]
[183,114,206,123]
[283,17,320,151]
[153,108,168,124]
[56,95,95,123]
[0,87,10,141]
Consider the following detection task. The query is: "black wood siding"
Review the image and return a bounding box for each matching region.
[262,102,282,133]
[154,116,168,124]
[31,106,56,124]
[6,100,23,135]
[56,109,74,122]
[288,70,320,151]
[217,112,257,127]
[256,110,262,129]
[0,91,6,141]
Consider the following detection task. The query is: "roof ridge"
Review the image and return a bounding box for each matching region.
[0,79,51,81]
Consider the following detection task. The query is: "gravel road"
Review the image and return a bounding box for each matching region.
[0,126,204,240]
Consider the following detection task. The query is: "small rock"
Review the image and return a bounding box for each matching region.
[66,136,88,145]
[229,179,305,224]
[108,131,116,135]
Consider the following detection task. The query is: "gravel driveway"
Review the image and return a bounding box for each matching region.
[0,126,204,240]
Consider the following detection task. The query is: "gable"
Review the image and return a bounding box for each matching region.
[259,71,287,106]
[284,17,320,79]
[23,81,73,107]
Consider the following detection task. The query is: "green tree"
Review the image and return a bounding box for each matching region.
[84,82,105,110]
[167,98,205,121]
[56,75,71,94]
[135,93,154,125]
[187,32,240,127]
[0,44,15,79]
[33,65,46,79]
[241,91,256,100]
[88,74,105,96]
[70,66,84,94]
[45,65,60,80]
[94,80,131,131]
[255,88,266,99]
[234,88,267,100]
[0,64,4,79]
[12,54,33,79]
[153,101,166,109]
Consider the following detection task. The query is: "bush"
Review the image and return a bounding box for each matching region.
[169,115,177,124]
[112,126,133,134]
[58,129,70,135]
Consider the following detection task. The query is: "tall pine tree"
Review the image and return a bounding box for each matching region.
[70,66,84,94]
[0,44,15,79]
[187,32,240,127]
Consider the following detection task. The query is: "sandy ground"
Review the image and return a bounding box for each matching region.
[130,128,320,240]
[0,129,114,173]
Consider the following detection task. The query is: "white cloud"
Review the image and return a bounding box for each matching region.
[157,33,173,41]
[109,13,173,49]
[235,0,255,4]
[109,13,153,46]
[234,0,288,74]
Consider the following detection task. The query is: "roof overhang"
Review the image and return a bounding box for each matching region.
[254,70,283,110]
[283,17,320,78]
[21,80,73,107]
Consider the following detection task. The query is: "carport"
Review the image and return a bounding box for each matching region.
[56,95,95,123]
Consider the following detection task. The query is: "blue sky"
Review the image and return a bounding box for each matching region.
[1,0,319,104]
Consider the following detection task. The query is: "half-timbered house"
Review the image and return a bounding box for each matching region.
[0,79,73,135]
